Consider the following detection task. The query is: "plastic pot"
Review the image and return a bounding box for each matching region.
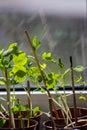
[0,119,38,130]
[52,107,87,120]
[43,119,80,130]
[14,111,42,130]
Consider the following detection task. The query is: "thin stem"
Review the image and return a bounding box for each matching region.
[25,30,59,119]
[27,80,33,113]
[70,56,78,126]
[5,68,15,128]
[48,98,56,130]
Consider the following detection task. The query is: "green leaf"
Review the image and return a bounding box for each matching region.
[12,66,27,82]
[3,48,13,57]
[62,68,70,77]
[33,107,40,117]
[74,65,85,72]
[42,52,55,62]
[76,76,82,83]
[13,52,27,65]
[12,106,19,114]
[58,58,64,68]
[0,81,5,85]
[79,95,86,101]
[0,118,6,127]
[27,67,40,77]
[32,36,41,50]
[46,73,60,89]
[8,43,17,49]
[40,63,46,70]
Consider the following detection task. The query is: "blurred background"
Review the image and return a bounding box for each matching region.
[0,0,87,84]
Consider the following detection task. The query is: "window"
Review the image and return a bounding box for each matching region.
[0,0,86,90]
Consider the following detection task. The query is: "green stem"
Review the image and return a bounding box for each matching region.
[5,68,15,128]
[27,80,32,114]
[27,80,32,127]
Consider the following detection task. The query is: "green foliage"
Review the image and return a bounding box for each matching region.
[57,58,64,68]
[74,65,85,72]
[46,72,60,89]
[42,52,55,62]
[0,43,28,85]
[0,118,6,127]
[32,36,41,50]
[33,107,41,117]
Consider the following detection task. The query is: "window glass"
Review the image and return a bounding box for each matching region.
[0,0,86,89]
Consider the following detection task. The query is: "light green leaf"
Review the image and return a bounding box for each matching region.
[76,76,82,83]
[12,66,27,82]
[79,95,86,101]
[42,52,55,62]
[0,81,5,85]
[74,65,85,72]
[33,107,40,117]
[13,52,27,65]
[33,36,41,50]
[8,43,17,49]
[62,68,70,77]
[27,67,40,77]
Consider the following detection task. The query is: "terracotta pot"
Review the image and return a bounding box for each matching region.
[52,107,87,120]
[14,111,42,130]
[0,119,38,130]
[43,119,80,130]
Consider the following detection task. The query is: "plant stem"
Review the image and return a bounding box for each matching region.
[70,56,78,126]
[27,80,32,113]
[48,98,56,130]
[25,31,59,119]
[25,31,59,118]
[5,68,15,128]
[27,80,33,127]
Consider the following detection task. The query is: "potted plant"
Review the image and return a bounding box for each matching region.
[0,43,38,129]
[25,31,87,130]
[12,79,42,130]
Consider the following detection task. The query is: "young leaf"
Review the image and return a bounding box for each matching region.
[27,67,40,77]
[79,95,86,101]
[32,36,41,50]
[76,76,82,83]
[42,52,55,62]
[74,65,85,72]
[57,58,64,68]
[8,43,17,49]
[33,107,41,117]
